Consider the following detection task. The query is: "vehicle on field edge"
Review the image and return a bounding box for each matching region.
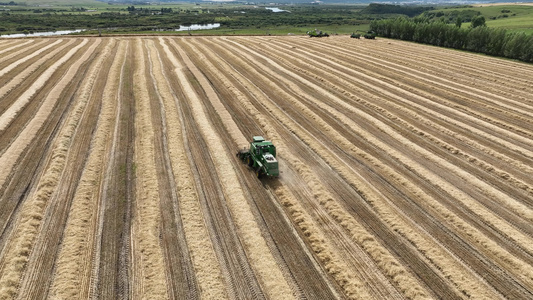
[307,29,329,37]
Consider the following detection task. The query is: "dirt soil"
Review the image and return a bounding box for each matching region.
[1,35,532,300]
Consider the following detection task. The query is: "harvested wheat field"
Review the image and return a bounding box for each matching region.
[0,35,533,299]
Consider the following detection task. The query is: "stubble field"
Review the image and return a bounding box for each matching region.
[0,35,532,299]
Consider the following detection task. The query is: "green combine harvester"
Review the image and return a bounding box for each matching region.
[236,136,279,178]
[307,29,329,37]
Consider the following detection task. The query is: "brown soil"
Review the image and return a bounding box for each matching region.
[1,35,532,299]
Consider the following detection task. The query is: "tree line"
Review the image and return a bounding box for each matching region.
[0,5,371,34]
[361,3,433,18]
[370,17,533,63]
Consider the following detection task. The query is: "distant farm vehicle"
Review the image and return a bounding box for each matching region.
[352,30,376,39]
[307,29,329,37]
[236,136,279,178]
[364,31,376,39]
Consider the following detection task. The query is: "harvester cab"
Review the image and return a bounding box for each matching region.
[237,136,279,178]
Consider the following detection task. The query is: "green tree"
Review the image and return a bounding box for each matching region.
[455,16,462,28]
[486,28,507,56]
[504,32,528,60]
[466,26,490,52]
[470,15,486,28]
[520,34,533,62]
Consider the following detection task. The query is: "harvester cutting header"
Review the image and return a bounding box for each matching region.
[237,136,279,178]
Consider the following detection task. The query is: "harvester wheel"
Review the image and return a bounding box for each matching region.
[247,156,253,167]
[256,168,262,178]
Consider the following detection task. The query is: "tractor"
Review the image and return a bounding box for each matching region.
[236,136,279,178]
[351,30,376,39]
[364,31,376,39]
[307,29,329,38]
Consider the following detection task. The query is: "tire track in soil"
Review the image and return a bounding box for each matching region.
[130,38,169,300]
[218,36,502,299]
[233,36,533,298]
[0,40,61,78]
[290,38,533,157]
[144,38,198,299]
[0,39,83,252]
[166,37,289,300]
[259,37,533,255]
[0,39,42,69]
[177,37,344,300]
[0,40,71,109]
[0,39,86,132]
[156,37,228,299]
[199,37,418,300]
[95,39,134,300]
[17,38,111,300]
[171,66,265,300]
[89,39,128,300]
[0,39,75,152]
[0,38,96,299]
[277,37,533,208]
[47,38,121,299]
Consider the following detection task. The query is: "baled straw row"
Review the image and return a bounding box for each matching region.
[185,38,370,299]
[167,38,296,300]
[227,37,436,295]
[183,38,369,298]
[262,38,533,240]
[50,39,122,299]
[170,40,248,148]
[150,37,228,298]
[0,40,23,53]
[289,44,533,186]
[356,44,533,141]
[238,37,533,291]
[225,37,502,298]
[345,36,531,83]
[300,38,533,158]
[0,40,62,78]
[0,40,40,62]
[358,38,533,95]
[0,39,75,98]
[130,38,169,299]
[271,37,533,178]
[268,37,533,216]
[144,39,187,298]
[0,40,73,101]
[200,37,413,299]
[321,37,533,120]
[0,39,79,187]
[0,39,86,132]
[287,36,533,139]
[0,38,95,299]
